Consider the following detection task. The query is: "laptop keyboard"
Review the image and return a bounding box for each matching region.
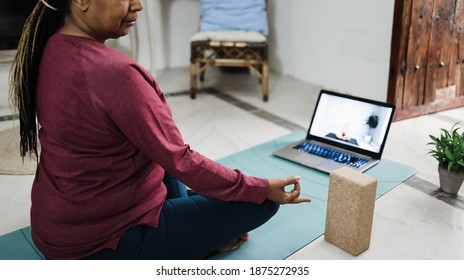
[293,142,369,169]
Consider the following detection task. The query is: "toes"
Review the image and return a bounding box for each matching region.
[239,232,249,241]
[217,233,250,253]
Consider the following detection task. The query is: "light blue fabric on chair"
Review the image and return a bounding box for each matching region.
[200,0,268,35]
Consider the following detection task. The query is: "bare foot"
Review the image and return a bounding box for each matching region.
[216,233,249,253]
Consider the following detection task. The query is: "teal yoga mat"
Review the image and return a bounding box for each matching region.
[211,132,416,260]
[0,227,44,260]
[0,132,415,260]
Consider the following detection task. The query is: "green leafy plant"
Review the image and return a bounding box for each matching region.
[366,113,379,135]
[427,123,464,173]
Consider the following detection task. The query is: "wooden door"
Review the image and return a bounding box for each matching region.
[388,0,464,120]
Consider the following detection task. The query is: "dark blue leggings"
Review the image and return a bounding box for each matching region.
[85,172,279,259]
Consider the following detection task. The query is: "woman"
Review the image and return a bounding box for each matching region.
[10,0,310,260]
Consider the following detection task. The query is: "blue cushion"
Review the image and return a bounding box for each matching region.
[200,0,268,35]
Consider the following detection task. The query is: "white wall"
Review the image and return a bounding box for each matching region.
[1,0,396,111]
[268,0,395,102]
[134,0,395,101]
[134,0,200,71]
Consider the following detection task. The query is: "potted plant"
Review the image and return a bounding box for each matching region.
[364,113,379,143]
[427,123,464,195]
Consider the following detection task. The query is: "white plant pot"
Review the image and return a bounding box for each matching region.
[438,166,464,195]
[363,135,372,143]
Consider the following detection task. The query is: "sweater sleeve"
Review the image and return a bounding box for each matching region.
[90,62,269,204]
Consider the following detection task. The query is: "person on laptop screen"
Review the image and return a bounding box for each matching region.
[334,122,353,143]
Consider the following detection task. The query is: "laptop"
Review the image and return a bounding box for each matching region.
[273,89,396,173]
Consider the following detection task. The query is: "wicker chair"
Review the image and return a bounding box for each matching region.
[190,0,269,101]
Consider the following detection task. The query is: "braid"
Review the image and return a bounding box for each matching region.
[9,0,69,159]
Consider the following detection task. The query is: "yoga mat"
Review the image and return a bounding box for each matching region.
[211,132,416,260]
[0,227,44,260]
[0,132,415,260]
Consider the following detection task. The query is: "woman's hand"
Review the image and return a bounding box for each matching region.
[267,176,311,204]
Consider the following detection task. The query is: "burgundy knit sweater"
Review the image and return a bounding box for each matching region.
[31,34,268,259]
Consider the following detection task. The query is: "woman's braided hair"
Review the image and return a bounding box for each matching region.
[9,0,70,159]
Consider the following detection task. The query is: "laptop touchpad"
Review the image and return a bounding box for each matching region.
[318,160,342,171]
[296,154,325,165]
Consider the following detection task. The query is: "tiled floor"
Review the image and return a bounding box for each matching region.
[1,65,463,259]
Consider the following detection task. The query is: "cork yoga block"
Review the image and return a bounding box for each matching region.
[324,167,378,256]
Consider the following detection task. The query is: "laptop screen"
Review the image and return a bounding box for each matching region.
[307,90,395,157]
